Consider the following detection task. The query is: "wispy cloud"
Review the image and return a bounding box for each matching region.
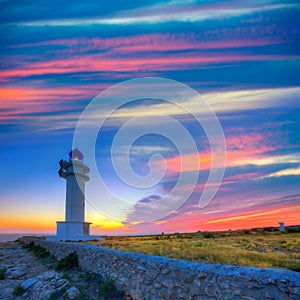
[151,130,283,175]
[84,87,300,122]
[12,33,287,54]
[10,3,298,27]
[0,84,107,124]
[2,53,297,81]
[234,154,300,167]
[262,167,300,178]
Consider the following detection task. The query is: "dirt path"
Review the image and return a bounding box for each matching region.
[0,241,53,299]
[0,241,126,300]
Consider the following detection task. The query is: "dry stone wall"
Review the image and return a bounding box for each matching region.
[33,239,300,300]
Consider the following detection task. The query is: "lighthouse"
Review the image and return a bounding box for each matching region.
[47,148,101,241]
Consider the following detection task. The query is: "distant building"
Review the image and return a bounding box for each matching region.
[279,222,285,232]
[47,148,102,241]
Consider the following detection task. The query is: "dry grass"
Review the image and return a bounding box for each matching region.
[86,229,300,271]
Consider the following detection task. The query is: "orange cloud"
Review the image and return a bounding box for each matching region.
[138,204,300,233]
[201,205,300,231]
[0,84,109,122]
[0,84,109,103]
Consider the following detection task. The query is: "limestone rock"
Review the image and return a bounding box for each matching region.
[65,286,80,299]
[4,263,28,279]
[161,278,174,288]
[18,271,69,300]
[21,277,39,290]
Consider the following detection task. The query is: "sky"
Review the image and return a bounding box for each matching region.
[0,0,299,235]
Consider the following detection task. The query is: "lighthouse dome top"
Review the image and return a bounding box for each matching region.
[69,148,84,161]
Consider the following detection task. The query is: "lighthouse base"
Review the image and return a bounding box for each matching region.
[46,221,103,241]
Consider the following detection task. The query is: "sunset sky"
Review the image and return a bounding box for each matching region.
[1,0,300,235]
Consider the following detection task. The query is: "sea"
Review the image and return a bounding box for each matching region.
[0,233,44,243]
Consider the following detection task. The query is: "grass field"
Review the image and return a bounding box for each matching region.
[87,228,300,272]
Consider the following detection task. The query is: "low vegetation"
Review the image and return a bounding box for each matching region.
[33,245,51,258]
[0,267,7,280]
[88,227,300,271]
[55,252,78,270]
[21,240,53,265]
[61,272,71,280]
[99,279,118,298]
[21,241,35,249]
[13,285,24,296]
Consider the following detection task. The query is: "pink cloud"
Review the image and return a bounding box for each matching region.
[152,147,272,175]
[151,132,278,175]
[226,132,273,151]
[224,172,262,182]
[193,171,262,191]
[0,84,108,121]
[3,26,298,82]
[116,39,280,53]
[11,31,287,55]
[1,53,297,81]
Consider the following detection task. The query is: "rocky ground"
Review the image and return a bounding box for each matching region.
[0,241,126,300]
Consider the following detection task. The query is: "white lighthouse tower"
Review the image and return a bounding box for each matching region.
[47,148,101,241]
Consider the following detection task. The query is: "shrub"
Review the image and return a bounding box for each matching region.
[85,272,97,281]
[33,245,50,258]
[22,242,50,258]
[55,252,78,270]
[0,267,7,280]
[48,293,58,300]
[22,241,34,250]
[61,272,71,280]
[286,227,300,233]
[202,232,215,239]
[289,264,300,272]
[100,279,117,298]
[13,285,24,296]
